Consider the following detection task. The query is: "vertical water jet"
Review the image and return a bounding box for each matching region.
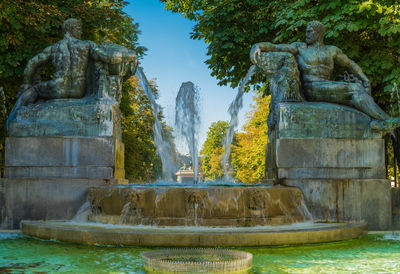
[175,82,200,183]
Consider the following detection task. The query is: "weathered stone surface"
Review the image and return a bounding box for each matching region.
[266,103,385,181]
[8,97,121,138]
[21,220,367,247]
[283,179,392,230]
[277,167,386,180]
[4,167,113,179]
[6,137,114,166]
[276,138,384,168]
[4,136,124,179]
[277,102,379,139]
[0,178,111,229]
[87,186,311,227]
[392,187,400,229]
[268,138,385,180]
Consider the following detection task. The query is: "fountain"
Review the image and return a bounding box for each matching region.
[142,248,253,273]
[136,67,177,180]
[3,20,371,248]
[222,65,257,180]
[175,82,201,183]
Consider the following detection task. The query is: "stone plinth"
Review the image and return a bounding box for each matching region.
[4,97,126,180]
[88,186,312,227]
[7,97,121,138]
[267,102,384,180]
[266,102,392,230]
[0,178,114,229]
[4,136,125,179]
[1,97,127,229]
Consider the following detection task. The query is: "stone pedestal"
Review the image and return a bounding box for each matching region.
[4,136,125,179]
[267,102,392,230]
[267,102,384,180]
[1,97,127,228]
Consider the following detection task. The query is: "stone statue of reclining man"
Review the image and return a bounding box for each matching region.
[250,21,398,131]
[7,18,137,128]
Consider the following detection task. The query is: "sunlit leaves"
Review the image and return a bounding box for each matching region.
[200,120,230,181]
[161,0,400,114]
[231,94,269,183]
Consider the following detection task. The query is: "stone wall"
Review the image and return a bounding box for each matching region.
[284,179,392,230]
[0,178,111,229]
[4,136,124,179]
[392,187,400,229]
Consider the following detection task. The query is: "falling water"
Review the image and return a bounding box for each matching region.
[222,65,258,180]
[136,67,176,180]
[72,201,91,222]
[175,82,200,183]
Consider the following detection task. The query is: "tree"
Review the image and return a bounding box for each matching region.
[161,0,400,96]
[121,77,159,182]
[200,120,230,181]
[161,0,400,180]
[232,94,269,183]
[0,0,145,107]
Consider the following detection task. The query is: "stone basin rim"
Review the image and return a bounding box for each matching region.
[21,220,367,247]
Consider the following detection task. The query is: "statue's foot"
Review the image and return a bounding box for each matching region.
[370,117,400,132]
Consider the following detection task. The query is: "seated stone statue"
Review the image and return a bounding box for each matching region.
[7,18,138,129]
[250,21,398,131]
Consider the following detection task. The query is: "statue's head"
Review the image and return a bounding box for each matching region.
[63,18,82,39]
[306,21,325,45]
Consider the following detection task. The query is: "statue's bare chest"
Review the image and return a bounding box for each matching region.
[297,46,334,68]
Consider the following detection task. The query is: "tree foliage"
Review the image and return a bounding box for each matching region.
[200,120,230,181]
[232,94,269,183]
[162,0,400,181]
[120,77,163,182]
[0,0,145,123]
[161,0,400,107]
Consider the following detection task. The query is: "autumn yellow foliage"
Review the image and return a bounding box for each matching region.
[232,94,270,183]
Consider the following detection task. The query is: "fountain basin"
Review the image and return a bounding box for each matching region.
[88,185,310,227]
[142,248,252,273]
[21,220,367,247]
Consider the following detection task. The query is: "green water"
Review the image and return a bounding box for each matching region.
[1,233,400,273]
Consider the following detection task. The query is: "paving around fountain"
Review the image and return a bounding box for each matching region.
[1,7,400,274]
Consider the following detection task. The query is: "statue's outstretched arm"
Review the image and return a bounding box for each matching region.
[334,47,371,94]
[23,46,52,85]
[250,42,298,64]
[91,43,137,65]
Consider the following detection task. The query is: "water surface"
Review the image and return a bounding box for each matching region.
[1,233,400,273]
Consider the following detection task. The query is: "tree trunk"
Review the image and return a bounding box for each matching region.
[390,128,400,187]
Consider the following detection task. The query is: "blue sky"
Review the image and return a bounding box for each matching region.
[125,1,252,154]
